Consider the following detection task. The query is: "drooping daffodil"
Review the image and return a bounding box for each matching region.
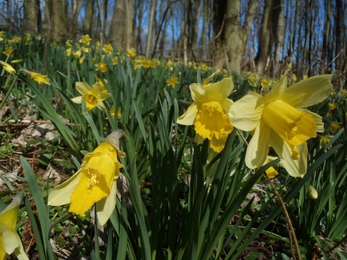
[71,82,111,111]
[229,66,333,177]
[48,130,127,225]
[177,78,234,144]
[0,191,29,260]
[0,61,16,74]
[21,69,50,85]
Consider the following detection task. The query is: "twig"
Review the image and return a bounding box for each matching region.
[327,235,347,254]
[264,172,301,260]
[49,211,70,236]
[326,48,345,69]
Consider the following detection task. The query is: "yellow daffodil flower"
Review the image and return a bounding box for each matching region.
[178,78,234,142]
[65,48,72,57]
[0,31,5,38]
[328,103,336,110]
[262,78,269,91]
[80,34,91,45]
[167,77,178,88]
[0,61,16,74]
[229,67,333,177]
[264,156,279,179]
[150,59,156,68]
[340,89,346,96]
[71,82,111,111]
[141,59,150,68]
[292,73,297,82]
[22,69,50,85]
[110,105,122,119]
[127,48,136,57]
[103,44,113,54]
[12,37,21,43]
[81,46,91,53]
[3,46,14,57]
[11,60,22,63]
[96,61,107,73]
[0,191,29,260]
[303,75,308,80]
[48,130,126,225]
[73,50,82,58]
[329,122,341,132]
[95,76,108,92]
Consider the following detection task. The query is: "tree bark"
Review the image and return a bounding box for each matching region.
[83,0,95,35]
[145,0,157,58]
[109,0,127,49]
[213,0,258,72]
[24,0,38,32]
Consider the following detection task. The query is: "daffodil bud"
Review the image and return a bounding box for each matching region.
[308,185,318,199]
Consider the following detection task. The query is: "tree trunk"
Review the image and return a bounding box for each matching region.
[191,0,203,54]
[273,0,284,77]
[145,0,157,58]
[52,0,67,39]
[109,0,127,49]
[24,0,38,32]
[198,0,209,59]
[213,0,258,72]
[83,0,95,35]
[255,0,273,74]
[137,0,144,53]
[70,0,82,40]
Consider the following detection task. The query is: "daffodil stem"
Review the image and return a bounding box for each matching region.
[264,173,302,260]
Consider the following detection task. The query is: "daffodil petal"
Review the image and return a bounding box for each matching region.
[190,83,205,101]
[2,229,20,255]
[264,66,290,103]
[76,82,92,95]
[205,78,234,102]
[229,92,264,131]
[96,179,117,226]
[303,109,324,132]
[221,98,233,114]
[270,132,307,177]
[281,75,333,108]
[69,169,110,217]
[98,92,112,101]
[245,121,271,169]
[96,101,107,112]
[48,170,82,206]
[71,96,83,104]
[177,103,198,125]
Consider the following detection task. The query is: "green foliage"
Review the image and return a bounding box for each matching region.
[0,33,346,259]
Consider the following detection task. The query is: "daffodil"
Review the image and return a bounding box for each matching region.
[71,82,111,111]
[73,50,82,58]
[110,105,122,119]
[97,61,107,73]
[103,44,113,54]
[0,61,16,74]
[167,77,178,87]
[95,76,108,92]
[329,122,341,132]
[127,48,136,57]
[48,130,126,225]
[303,75,308,80]
[3,46,14,57]
[229,67,333,177]
[22,69,50,85]
[0,191,29,260]
[80,34,91,45]
[150,59,156,68]
[178,78,234,142]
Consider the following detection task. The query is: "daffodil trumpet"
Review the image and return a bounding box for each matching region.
[229,66,333,177]
[177,78,234,144]
[48,130,127,225]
